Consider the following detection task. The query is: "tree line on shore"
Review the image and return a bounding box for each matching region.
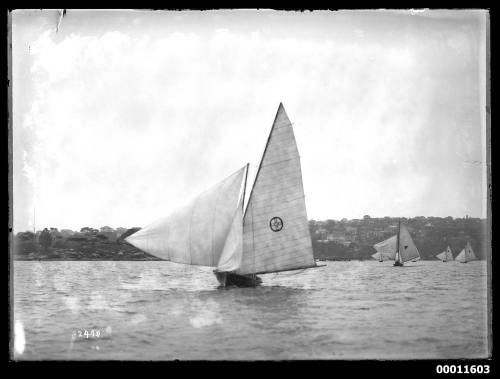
[12,215,487,261]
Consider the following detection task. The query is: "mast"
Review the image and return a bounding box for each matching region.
[241,163,251,279]
[242,163,249,211]
[396,219,401,264]
[240,105,276,281]
[243,104,283,219]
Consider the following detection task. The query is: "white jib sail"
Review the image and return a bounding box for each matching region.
[232,103,316,275]
[125,166,246,267]
[398,225,420,262]
[436,251,446,261]
[455,248,466,262]
[373,235,397,260]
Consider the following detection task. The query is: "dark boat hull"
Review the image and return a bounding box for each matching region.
[214,271,262,287]
[393,261,404,267]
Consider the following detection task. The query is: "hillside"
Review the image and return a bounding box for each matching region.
[12,216,488,261]
[309,216,487,260]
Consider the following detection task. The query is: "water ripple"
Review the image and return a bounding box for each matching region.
[13,260,489,360]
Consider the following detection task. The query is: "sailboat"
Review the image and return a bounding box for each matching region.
[126,103,319,287]
[455,241,477,263]
[435,246,453,262]
[372,221,420,266]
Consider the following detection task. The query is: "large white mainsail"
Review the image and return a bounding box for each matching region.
[398,225,420,262]
[455,242,477,263]
[125,166,247,267]
[436,246,453,261]
[216,103,317,276]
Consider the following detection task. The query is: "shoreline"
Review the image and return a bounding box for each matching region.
[13,256,473,262]
[12,240,163,261]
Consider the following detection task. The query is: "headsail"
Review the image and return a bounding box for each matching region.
[126,166,247,267]
[373,235,397,260]
[223,103,316,275]
[398,225,420,262]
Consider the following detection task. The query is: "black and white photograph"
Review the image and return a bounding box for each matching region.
[9,9,491,362]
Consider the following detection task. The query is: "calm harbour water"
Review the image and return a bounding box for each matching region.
[12,260,490,360]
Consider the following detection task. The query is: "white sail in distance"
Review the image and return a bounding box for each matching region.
[373,225,420,263]
[465,242,477,261]
[373,235,397,260]
[455,242,477,263]
[455,249,466,262]
[217,103,316,275]
[445,246,453,261]
[436,246,453,261]
[126,166,247,267]
[398,225,420,262]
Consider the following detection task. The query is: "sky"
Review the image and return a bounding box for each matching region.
[11,9,489,232]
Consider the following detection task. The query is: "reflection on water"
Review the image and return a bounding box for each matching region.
[13,260,489,360]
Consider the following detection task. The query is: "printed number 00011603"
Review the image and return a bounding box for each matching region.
[436,365,490,374]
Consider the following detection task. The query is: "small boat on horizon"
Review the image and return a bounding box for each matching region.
[372,220,421,267]
[455,241,477,263]
[435,246,453,262]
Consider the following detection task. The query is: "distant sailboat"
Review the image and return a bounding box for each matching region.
[126,103,319,286]
[435,246,453,262]
[372,221,420,266]
[455,241,477,263]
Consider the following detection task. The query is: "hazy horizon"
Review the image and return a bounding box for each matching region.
[11,10,489,233]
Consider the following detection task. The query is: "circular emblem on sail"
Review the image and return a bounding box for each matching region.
[269,217,283,232]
